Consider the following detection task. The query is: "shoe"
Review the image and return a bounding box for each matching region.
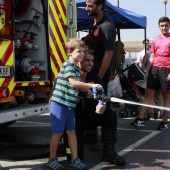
[131,118,145,126]
[114,156,126,166]
[70,158,88,170]
[47,158,64,170]
[102,155,126,166]
[157,122,168,131]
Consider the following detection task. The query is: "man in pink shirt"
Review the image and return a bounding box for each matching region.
[131,16,170,130]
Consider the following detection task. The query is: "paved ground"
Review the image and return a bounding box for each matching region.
[0,104,170,170]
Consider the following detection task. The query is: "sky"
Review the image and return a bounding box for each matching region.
[80,0,170,42]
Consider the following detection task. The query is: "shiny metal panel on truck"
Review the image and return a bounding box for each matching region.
[66,0,77,38]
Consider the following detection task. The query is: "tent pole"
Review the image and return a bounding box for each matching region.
[144,28,146,53]
[117,26,120,41]
[117,0,119,7]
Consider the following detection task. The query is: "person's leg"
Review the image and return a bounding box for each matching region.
[162,93,169,123]
[86,116,102,151]
[157,67,170,130]
[47,101,66,169]
[63,110,87,161]
[84,126,99,144]
[63,122,86,161]
[75,113,87,160]
[157,93,170,130]
[138,89,155,119]
[49,101,66,159]
[63,132,71,161]
[131,66,160,126]
[76,127,86,160]
[131,89,155,126]
[66,130,78,160]
[65,109,88,170]
[157,90,163,106]
[50,132,63,159]
[101,106,126,166]
[66,131,88,170]
[84,113,101,151]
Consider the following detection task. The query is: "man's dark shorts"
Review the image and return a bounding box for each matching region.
[147,66,170,92]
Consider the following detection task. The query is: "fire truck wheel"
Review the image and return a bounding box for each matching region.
[119,109,128,118]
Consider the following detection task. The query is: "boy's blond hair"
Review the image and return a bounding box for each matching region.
[65,38,85,53]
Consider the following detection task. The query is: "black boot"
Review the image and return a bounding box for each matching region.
[102,131,126,166]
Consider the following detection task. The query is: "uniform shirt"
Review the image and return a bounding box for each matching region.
[75,72,103,116]
[51,60,80,107]
[86,13,116,74]
[151,35,170,68]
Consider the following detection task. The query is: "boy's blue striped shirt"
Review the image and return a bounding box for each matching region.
[51,60,80,107]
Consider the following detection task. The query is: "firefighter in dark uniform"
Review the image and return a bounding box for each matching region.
[63,47,126,166]
[84,0,125,164]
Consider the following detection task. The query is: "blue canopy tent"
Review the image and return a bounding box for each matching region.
[76,0,147,40]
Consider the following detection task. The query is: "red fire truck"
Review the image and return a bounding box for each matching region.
[0,0,77,126]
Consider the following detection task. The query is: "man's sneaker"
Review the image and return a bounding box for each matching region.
[131,118,145,126]
[47,158,64,170]
[70,158,88,170]
[157,122,168,131]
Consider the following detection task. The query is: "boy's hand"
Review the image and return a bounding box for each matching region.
[93,84,102,90]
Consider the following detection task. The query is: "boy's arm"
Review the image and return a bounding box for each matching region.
[68,76,102,90]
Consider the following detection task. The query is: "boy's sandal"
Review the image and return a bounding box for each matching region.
[70,158,88,170]
[47,158,64,170]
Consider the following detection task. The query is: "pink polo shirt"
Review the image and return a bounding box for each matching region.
[151,35,170,68]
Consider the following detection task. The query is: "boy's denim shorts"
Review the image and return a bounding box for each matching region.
[50,100,75,133]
